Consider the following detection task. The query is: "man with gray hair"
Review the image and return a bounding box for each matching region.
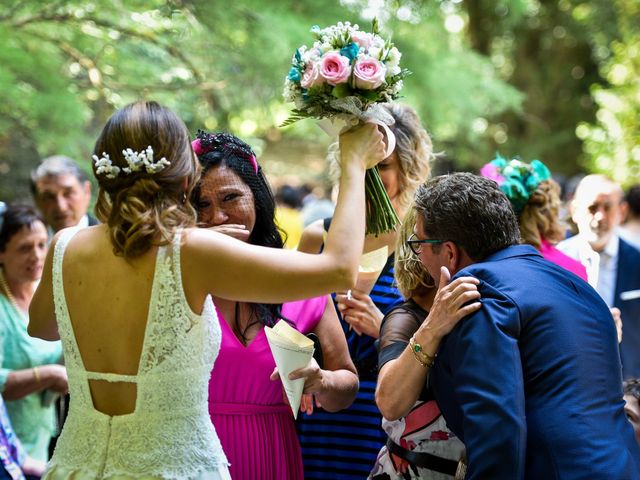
[411,172,639,478]
[30,156,96,233]
[558,174,640,379]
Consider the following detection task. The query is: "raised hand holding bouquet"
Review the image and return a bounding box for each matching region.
[282,20,410,235]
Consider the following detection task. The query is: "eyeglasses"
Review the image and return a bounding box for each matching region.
[406,233,446,255]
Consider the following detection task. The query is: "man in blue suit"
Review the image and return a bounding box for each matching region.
[558,174,640,379]
[412,173,640,478]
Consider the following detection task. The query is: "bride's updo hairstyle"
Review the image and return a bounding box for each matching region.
[93,101,200,259]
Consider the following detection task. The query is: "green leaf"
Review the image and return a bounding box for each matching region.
[331,84,351,99]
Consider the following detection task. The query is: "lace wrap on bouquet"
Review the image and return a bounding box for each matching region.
[320,99,396,157]
[45,227,228,479]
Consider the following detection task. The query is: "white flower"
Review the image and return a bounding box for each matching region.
[283,79,299,102]
[368,46,382,60]
[371,35,386,49]
[387,65,401,76]
[385,46,401,69]
[92,146,169,179]
[92,153,120,179]
[303,47,322,63]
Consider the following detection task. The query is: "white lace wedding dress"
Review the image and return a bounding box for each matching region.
[43,228,230,479]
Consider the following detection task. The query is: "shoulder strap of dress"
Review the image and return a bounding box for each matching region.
[51,227,82,365]
[171,228,183,280]
[52,227,82,289]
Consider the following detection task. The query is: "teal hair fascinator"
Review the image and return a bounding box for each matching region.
[479,154,551,214]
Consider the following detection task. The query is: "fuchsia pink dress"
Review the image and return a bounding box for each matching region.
[208,296,327,480]
[539,238,588,281]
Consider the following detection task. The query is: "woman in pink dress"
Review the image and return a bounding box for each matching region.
[480,156,587,280]
[192,131,359,480]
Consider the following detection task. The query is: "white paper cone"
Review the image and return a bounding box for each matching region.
[265,322,315,419]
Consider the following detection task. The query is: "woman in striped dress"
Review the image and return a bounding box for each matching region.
[297,103,434,479]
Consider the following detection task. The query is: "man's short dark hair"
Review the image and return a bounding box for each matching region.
[624,379,640,401]
[414,172,521,261]
[30,155,87,195]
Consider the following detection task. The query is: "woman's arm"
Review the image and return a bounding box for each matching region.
[289,296,358,412]
[376,268,481,421]
[297,219,326,254]
[2,365,68,400]
[28,234,59,340]
[184,124,386,305]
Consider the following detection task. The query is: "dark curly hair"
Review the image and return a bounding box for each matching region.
[0,203,46,252]
[414,173,521,261]
[191,130,285,334]
[624,378,640,401]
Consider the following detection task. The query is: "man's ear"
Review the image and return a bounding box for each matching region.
[83,181,92,196]
[569,198,581,225]
[442,241,459,273]
[444,241,472,274]
[620,201,629,223]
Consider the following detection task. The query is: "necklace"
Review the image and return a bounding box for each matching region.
[0,268,28,321]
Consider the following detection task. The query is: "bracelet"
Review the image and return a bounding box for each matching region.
[408,335,436,369]
[33,366,41,384]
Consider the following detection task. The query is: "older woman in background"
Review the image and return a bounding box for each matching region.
[0,203,67,464]
[371,207,479,479]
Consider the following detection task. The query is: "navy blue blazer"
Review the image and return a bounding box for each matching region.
[614,238,640,378]
[431,245,640,479]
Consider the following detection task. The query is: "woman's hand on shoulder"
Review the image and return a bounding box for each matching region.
[416,266,481,344]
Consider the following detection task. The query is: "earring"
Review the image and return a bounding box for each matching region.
[182,193,187,204]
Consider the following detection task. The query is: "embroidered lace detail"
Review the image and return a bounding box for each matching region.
[47,228,227,479]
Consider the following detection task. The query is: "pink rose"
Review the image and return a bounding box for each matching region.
[353,57,386,90]
[301,62,324,89]
[320,52,351,86]
[351,32,373,48]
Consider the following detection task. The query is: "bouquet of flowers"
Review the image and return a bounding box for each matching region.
[282,20,410,235]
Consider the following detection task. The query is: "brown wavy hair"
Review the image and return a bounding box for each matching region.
[93,101,199,258]
[518,179,565,248]
[328,103,433,212]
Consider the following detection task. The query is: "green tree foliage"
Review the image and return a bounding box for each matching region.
[1,0,634,200]
[576,0,640,186]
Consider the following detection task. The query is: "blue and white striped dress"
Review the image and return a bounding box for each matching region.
[297,253,403,479]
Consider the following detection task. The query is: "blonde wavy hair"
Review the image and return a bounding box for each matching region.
[394,206,435,299]
[518,178,565,248]
[328,103,433,212]
[93,101,200,259]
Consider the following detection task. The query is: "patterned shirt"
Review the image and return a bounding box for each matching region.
[0,397,25,480]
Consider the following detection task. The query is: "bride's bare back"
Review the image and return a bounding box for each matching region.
[62,225,163,415]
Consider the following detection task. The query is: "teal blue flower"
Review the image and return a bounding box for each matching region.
[531,160,551,183]
[480,153,553,215]
[288,67,301,83]
[340,42,360,64]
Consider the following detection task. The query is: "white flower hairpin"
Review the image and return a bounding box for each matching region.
[92,146,170,179]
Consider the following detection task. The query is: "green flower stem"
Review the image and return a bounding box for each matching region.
[364,166,399,235]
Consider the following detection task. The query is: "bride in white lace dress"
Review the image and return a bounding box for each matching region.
[27,101,385,479]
